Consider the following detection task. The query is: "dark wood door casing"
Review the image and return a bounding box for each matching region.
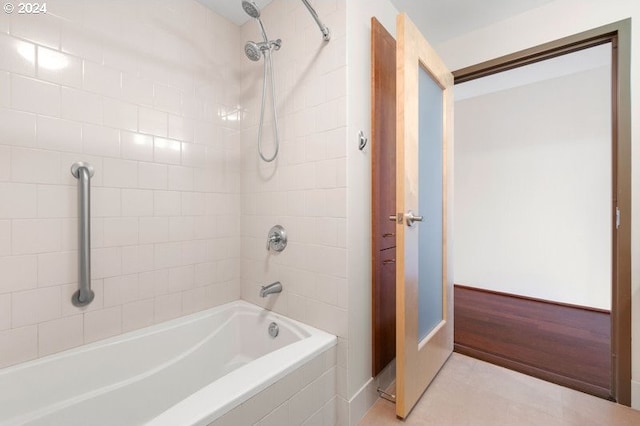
[452,19,632,405]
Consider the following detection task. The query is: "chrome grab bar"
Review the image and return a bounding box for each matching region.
[71,162,95,307]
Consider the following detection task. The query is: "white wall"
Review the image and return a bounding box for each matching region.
[454,60,611,310]
[436,0,640,408]
[345,0,398,424]
[0,0,242,369]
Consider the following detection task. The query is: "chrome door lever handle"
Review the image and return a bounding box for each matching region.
[405,211,423,227]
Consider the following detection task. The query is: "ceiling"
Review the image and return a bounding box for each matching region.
[388,0,554,44]
[196,0,274,25]
[198,0,555,44]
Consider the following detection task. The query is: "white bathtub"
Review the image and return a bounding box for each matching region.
[0,300,336,426]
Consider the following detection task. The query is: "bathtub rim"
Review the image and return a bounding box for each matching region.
[145,303,337,425]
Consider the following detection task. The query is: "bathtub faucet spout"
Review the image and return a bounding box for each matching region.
[260,281,282,297]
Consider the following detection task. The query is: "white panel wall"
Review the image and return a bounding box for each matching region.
[0,1,242,369]
[435,0,640,408]
[345,0,398,424]
[454,62,611,310]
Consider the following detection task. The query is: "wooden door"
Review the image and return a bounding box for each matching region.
[395,13,454,418]
[371,17,397,377]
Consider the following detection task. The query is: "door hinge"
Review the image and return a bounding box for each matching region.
[616,207,620,230]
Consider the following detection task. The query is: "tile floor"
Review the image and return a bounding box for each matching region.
[359,353,640,425]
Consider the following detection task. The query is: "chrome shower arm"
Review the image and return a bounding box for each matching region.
[301,0,330,41]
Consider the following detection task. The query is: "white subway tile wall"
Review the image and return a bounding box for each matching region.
[0,0,242,368]
[239,0,348,410]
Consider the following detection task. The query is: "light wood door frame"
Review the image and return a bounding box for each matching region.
[395,13,454,418]
[453,19,632,405]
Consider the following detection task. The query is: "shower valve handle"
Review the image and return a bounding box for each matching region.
[266,234,279,250]
[266,225,287,252]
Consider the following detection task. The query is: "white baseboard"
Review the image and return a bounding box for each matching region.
[347,359,396,425]
[348,378,377,426]
[632,379,640,410]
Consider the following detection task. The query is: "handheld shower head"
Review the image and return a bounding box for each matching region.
[241,0,281,163]
[244,41,262,62]
[242,1,261,19]
[242,0,269,43]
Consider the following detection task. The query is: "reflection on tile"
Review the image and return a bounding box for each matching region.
[121,131,153,161]
[0,34,35,76]
[153,137,181,165]
[37,46,82,88]
[359,354,640,426]
[10,13,60,50]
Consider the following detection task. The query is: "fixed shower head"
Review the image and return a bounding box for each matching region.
[244,41,262,61]
[242,0,261,19]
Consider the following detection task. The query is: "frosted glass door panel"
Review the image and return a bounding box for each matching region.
[395,13,453,418]
[418,66,443,342]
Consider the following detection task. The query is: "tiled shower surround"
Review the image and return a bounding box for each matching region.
[239,0,348,422]
[239,0,348,397]
[0,0,243,366]
[0,0,353,423]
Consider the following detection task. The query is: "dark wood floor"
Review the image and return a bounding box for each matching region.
[454,284,611,399]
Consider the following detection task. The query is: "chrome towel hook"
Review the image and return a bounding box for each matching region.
[358,130,368,151]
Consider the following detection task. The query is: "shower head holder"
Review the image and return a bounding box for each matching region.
[244,39,282,61]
